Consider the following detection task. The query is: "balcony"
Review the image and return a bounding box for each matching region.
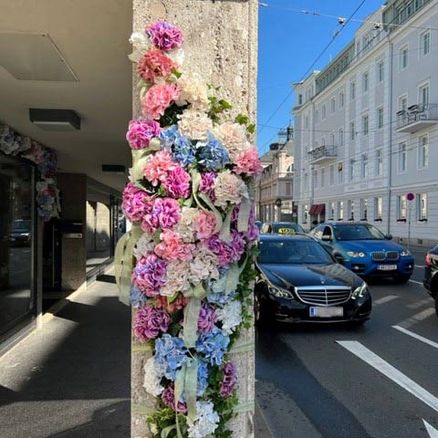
[308,145,337,165]
[396,104,438,133]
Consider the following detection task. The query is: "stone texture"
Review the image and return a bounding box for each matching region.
[131,1,258,436]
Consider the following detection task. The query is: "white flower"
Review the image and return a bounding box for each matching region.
[216,300,242,334]
[214,170,248,208]
[187,401,220,438]
[143,357,164,397]
[161,260,191,296]
[188,246,219,284]
[175,72,209,110]
[134,234,155,260]
[177,109,213,141]
[174,207,198,243]
[213,122,249,159]
[167,48,185,66]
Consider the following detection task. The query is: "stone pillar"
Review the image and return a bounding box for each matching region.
[131,1,258,436]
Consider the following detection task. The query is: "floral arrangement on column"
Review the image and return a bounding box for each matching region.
[119,20,262,437]
[0,123,61,221]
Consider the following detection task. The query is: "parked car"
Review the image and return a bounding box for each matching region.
[309,222,414,282]
[255,234,372,325]
[423,245,438,316]
[9,219,32,247]
[260,221,305,235]
[255,220,262,231]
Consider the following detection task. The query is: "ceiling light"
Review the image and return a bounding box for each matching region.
[29,108,81,131]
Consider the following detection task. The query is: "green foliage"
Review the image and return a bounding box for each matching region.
[208,96,233,123]
[148,407,187,438]
[235,113,256,135]
[160,103,187,127]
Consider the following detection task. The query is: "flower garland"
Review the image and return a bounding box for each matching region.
[119,20,262,437]
[0,123,61,221]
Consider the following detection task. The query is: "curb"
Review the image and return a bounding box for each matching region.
[255,401,274,437]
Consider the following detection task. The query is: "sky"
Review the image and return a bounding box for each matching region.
[257,0,384,154]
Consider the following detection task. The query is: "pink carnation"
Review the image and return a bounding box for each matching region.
[234,146,263,176]
[133,304,170,342]
[126,119,161,150]
[163,166,191,199]
[141,83,179,120]
[154,230,194,261]
[132,254,167,297]
[122,183,148,223]
[137,48,177,82]
[194,210,217,240]
[146,21,183,51]
[144,150,177,186]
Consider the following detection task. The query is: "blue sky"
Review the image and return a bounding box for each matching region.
[257,0,384,154]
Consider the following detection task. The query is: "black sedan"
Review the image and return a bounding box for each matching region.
[255,234,372,325]
[423,245,438,316]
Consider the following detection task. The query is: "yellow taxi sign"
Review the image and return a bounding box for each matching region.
[277,227,296,235]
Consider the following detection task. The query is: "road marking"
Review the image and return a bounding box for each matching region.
[336,341,438,413]
[397,308,436,329]
[374,295,398,305]
[407,298,434,310]
[424,420,438,438]
[392,326,438,350]
[409,279,423,286]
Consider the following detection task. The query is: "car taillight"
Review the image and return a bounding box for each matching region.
[425,254,432,267]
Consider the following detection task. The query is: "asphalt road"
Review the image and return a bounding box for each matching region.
[256,258,438,438]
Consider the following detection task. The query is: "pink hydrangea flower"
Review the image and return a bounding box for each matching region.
[144,150,177,186]
[207,231,246,267]
[220,362,237,398]
[142,197,181,233]
[137,48,177,82]
[126,119,161,150]
[194,210,217,240]
[141,83,179,120]
[133,304,170,342]
[122,183,148,223]
[155,294,188,313]
[163,166,191,199]
[198,303,217,333]
[154,230,194,261]
[234,146,263,176]
[199,171,216,200]
[161,385,187,413]
[146,21,183,51]
[132,254,167,297]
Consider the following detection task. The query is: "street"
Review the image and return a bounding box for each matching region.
[256,254,438,437]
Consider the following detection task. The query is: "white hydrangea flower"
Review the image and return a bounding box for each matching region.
[161,260,191,296]
[134,233,155,260]
[143,357,164,397]
[178,109,213,141]
[216,300,242,334]
[167,48,185,66]
[187,401,220,438]
[175,72,209,110]
[188,246,219,284]
[174,207,198,243]
[214,170,248,208]
[213,122,249,159]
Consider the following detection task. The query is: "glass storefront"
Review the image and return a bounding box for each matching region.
[0,154,35,339]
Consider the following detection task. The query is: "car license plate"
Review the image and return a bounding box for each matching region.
[309,307,344,318]
[377,264,397,271]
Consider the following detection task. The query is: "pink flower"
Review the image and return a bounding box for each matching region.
[141,83,179,120]
[198,303,217,333]
[137,48,177,82]
[207,231,246,267]
[144,150,177,186]
[132,254,167,297]
[141,197,181,233]
[234,146,263,176]
[155,294,187,313]
[199,171,216,201]
[163,166,191,199]
[122,183,149,223]
[154,230,194,261]
[146,21,183,51]
[126,119,161,150]
[194,210,217,240]
[133,305,170,342]
[161,385,187,413]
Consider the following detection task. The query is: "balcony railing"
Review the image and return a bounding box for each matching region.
[396,104,438,133]
[308,145,337,165]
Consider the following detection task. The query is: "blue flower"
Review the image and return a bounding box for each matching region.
[196,327,230,366]
[160,125,178,148]
[197,360,209,396]
[155,334,188,380]
[129,286,146,308]
[197,133,230,170]
[160,125,196,167]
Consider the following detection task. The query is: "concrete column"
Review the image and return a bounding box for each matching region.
[131,1,258,436]
[57,173,87,291]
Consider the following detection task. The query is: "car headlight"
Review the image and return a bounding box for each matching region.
[346,251,366,258]
[400,250,411,257]
[268,284,294,299]
[351,282,369,299]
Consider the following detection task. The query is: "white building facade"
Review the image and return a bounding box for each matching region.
[293,0,438,248]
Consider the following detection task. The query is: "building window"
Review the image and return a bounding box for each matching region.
[362,114,369,136]
[329,164,335,185]
[315,110,319,123]
[304,173,308,191]
[399,95,408,112]
[339,128,344,146]
[339,91,345,108]
[337,162,344,184]
[398,142,407,172]
[350,121,355,140]
[360,199,368,220]
[377,60,384,82]
[298,94,303,105]
[400,46,408,69]
[362,72,369,92]
[418,134,429,168]
[421,31,430,56]
[349,159,355,181]
[350,81,356,100]
[322,104,326,119]
[398,195,407,220]
[375,197,383,220]
[330,133,335,146]
[303,204,309,223]
[377,107,384,129]
[375,149,383,176]
[331,98,336,113]
[417,193,427,221]
[361,154,368,178]
[419,84,429,107]
[329,201,335,219]
[314,169,318,187]
[338,201,344,220]
[348,200,355,220]
[321,168,325,187]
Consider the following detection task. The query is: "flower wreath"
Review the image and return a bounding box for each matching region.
[117,20,262,437]
[0,123,61,221]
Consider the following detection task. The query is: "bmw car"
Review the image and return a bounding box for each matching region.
[255,234,372,325]
[310,222,414,283]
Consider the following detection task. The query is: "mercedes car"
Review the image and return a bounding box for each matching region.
[423,245,438,316]
[255,234,372,325]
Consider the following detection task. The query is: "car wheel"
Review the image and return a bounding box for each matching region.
[254,293,267,327]
[394,274,411,284]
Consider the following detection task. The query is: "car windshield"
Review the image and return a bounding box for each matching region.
[258,239,333,265]
[11,220,31,232]
[271,223,304,235]
[333,224,386,241]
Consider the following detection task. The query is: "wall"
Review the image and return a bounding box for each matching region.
[131,1,258,436]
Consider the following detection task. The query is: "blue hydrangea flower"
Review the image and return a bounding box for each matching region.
[197,360,209,396]
[196,327,230,366]
[160,125,196,166]
[197,133,230,170]
[159,124,178,148]
[129,286,146,308]
[155,334,188,380]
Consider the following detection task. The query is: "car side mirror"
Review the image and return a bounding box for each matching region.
[333,254,344,264]
[385,234,393,240]
[321,235,332,242]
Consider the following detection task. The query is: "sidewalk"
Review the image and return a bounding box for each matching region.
[0,273,131,438]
